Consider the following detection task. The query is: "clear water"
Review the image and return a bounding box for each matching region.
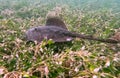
[0,0,120,12]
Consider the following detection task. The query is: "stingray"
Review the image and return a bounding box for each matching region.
[25,17,119,43]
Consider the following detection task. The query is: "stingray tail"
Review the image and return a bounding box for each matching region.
[72,33,119,43]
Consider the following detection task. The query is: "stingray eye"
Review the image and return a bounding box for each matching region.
[34,28,38,31]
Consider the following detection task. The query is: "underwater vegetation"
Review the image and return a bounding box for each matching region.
[0,0,120,78]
